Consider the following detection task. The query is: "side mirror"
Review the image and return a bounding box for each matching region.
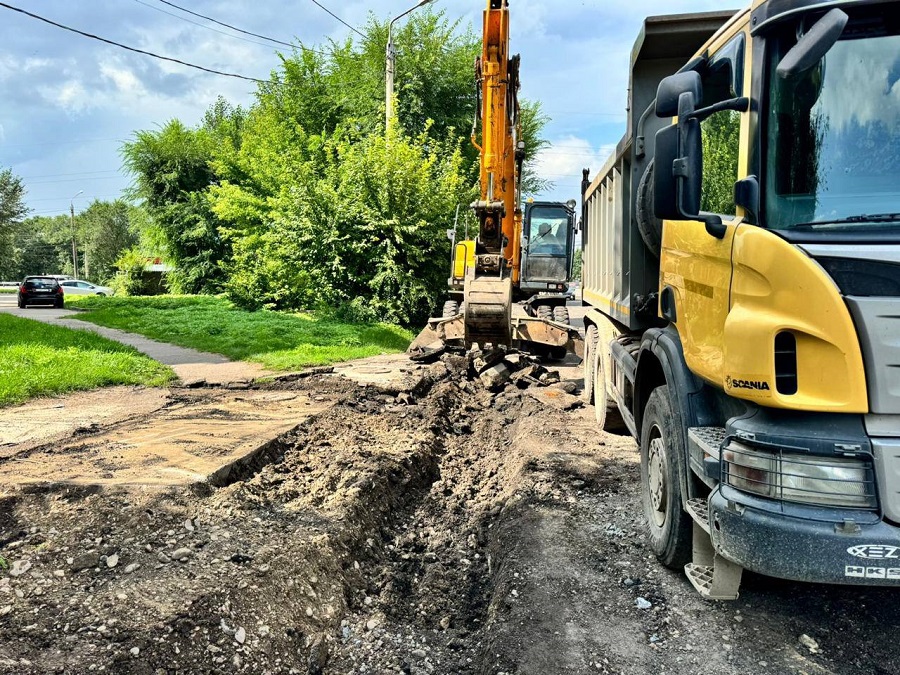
[653,101,727,238]
[656,71,702,118]
[777,8,848,80]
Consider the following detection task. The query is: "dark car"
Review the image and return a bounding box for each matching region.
[17,276,64,309]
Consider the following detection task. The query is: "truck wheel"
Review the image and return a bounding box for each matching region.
[536,305,552,321]
[442,300,460,318]
[582,325,598,403]
[636,160,663,258]
[640,385,691,569]
[552,306,570,324]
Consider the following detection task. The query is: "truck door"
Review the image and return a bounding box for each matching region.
[660,30,748,386]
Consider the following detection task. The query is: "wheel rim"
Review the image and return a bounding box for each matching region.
[647,433,668,528]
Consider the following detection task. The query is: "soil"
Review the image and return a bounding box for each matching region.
[1,359,899,674]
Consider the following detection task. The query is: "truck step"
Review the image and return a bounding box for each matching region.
[685,497,710,534]
[688,426,726,460]
[685,557,743,601]
[685,509,743,600]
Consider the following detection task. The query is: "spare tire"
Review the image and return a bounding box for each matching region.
[636,159,663,258]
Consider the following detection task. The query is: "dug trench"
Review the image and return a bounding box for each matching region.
[2,359,900,674]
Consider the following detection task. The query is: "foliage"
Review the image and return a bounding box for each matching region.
[0,314,173,407]
[7,214,70,279]
[212,121,472,326]
[77,200,140,282]
[7,202,143,284]
[121,120,228,294]
[0,168,29,280]
[700,110,741,216]
[519,101,553,196]
[571,248,583,279]
[110,247,149,296]
[120,9,551,324]
[69,295,413,370]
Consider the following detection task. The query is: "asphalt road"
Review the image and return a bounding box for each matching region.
[0,295,76,320]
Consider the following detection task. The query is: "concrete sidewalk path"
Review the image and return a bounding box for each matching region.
[5,306,271,385]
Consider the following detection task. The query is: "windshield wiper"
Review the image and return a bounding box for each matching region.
[794,213,900,229]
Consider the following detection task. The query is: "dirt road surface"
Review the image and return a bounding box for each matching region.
[1,355,899,674]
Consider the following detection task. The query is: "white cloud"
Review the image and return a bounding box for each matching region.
[536,136,616,183]
[46,80,93,114]
[99,63,147,97]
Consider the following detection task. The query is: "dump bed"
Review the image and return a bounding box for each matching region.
[581,10,736,331]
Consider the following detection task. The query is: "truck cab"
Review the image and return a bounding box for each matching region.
[582,0,900,598]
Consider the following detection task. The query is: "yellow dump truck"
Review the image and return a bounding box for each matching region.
[582,0,900,598]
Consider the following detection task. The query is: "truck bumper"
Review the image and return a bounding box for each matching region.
[709,487,900,585]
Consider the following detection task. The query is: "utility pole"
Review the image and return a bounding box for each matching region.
[70,190,83,278]
[386,0,434,129]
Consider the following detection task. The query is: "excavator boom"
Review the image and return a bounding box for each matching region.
[409,0,582,359]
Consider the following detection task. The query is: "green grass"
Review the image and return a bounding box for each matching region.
[67,295,414,371]
[0,287,16,294]
[0,315,175,407]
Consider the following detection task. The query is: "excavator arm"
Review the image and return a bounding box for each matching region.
[409,0,582,358]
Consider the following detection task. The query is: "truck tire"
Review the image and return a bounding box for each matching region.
[582,325,598,403]
[442,300,460,318]
[640,385,691,569]
[536,305,552,321]
[552,305,570,324]
[636,160,663,258]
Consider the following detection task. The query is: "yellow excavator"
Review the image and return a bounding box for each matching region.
[410,0,583,358]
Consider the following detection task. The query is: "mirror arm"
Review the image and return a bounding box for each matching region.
[689,97,750,123]
[702,214,727,239]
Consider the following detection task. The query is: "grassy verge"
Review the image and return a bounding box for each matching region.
[67,295,413,370]
[0,315,175,407]
[0,287,16,294]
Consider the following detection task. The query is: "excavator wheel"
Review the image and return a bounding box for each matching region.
[536,305,552,321]
[553,306,570,324]
[442,300,460,318]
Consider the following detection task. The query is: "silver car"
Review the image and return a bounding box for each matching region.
[59,279,113,296]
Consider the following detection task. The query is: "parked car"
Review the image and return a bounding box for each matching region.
[17,276,64,308]
[59,279,112,296]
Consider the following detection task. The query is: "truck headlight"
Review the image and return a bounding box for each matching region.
[723,441,876,509]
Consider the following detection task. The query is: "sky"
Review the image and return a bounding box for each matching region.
[0,0,732,218]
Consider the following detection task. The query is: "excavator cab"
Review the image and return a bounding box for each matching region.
[519,201,577,303]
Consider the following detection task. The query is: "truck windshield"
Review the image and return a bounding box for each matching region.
[764,11,900,231]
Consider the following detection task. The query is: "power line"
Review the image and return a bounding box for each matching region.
[155,0,296,48]
[307,0,365,39]
[132,0,280,50]
[0,2,266,84]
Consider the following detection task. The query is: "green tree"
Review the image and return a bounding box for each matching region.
[571,248,582,279]
[0,168,29,279]
[11,215,70,279]
[77,200,140,283]
[121,8,551,323]
[121,121,227,294]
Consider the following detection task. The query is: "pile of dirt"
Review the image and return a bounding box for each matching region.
[3,360,900,674]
